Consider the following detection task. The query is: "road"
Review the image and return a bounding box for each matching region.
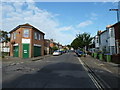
[3,52,99,88]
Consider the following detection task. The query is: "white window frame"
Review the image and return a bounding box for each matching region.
[23,29,29,37]
[38,34,40,40]
[34,32,37,39]
[41,35,44,39]
[11,33,13,40]
[13,32,16,39]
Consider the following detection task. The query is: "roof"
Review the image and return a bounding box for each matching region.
[9,23,45,35]
[99,30,107,35]
[110,21,120,27]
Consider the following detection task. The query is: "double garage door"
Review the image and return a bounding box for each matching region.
[33,46,41,57]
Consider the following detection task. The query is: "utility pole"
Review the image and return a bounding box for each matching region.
[109,2,120,54]
[109,9,119,22]
[109,1,120,22]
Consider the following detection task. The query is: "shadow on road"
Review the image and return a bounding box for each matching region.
[3,57,120,88]
[3,62,96,88]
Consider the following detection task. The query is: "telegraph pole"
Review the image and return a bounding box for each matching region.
[109,1,120,22]
[109,9,119,22]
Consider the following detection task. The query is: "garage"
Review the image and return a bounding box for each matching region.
[33,44,41,57]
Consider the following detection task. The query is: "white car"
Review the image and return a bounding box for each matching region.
[53,51,61,56]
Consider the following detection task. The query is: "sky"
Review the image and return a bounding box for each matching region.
[1,1,119,45]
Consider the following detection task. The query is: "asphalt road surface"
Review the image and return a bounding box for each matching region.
[3,52,98,88]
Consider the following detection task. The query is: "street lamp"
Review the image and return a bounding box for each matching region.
[109,9,119,22]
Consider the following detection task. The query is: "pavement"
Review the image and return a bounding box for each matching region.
[2,55,51,67]
[80,55,120,88]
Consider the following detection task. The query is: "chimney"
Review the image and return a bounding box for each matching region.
[97,30,102,35]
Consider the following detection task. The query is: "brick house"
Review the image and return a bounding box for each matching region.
[9,23,45,58]
[44,39,50,55]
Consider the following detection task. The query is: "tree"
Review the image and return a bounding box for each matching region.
[52,46,58,52]
[66,45,72,50]
[0,30,10,43]
[71,38,80,49]
[71,32,93,51]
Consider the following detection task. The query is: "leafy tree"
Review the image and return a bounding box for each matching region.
[52,46,58,51]
[71,32,93,51]
[66,45,72,50]
[0,30,10,43]
[71,38,80,49]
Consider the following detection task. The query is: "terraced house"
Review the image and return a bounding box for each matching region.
[9,23,45,58]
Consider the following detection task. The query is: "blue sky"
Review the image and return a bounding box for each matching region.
[1,2,119,45]
[35,2,118,31]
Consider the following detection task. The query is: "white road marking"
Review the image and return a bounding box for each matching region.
[77,57,103,89]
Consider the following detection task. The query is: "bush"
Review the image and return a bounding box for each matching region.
[2,55,5,58]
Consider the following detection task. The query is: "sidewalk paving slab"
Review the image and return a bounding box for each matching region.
[80,55,120,88]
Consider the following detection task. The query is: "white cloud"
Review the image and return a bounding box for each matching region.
[90,12,98,20]
[2,2,75,45]
[77,20,93,28]
[57,26,74,32]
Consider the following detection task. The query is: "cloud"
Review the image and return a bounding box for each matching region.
[2,2,75,45]
[77,20,93,28]
[57,26,74,32]
[90,12,98,20]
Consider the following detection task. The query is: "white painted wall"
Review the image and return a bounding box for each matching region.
[95,35,99,48]
[99,31,108,52]
[108,27,115,46]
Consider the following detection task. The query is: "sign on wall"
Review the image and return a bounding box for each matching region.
[22,39,30,44]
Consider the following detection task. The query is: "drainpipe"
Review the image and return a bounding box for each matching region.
[116,40,119,54]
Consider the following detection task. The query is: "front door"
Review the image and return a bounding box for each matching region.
[13,46,19,57]
[22,44,29,58]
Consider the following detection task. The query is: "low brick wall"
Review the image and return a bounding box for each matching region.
[111,54,120,64]
[91,53,120,64]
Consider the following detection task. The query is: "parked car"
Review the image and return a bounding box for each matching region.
[59,51,63,55]
[53,51,61,56]
[76,50,86,57]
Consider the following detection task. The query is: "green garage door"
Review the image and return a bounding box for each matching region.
[22,44,29,58]
[13,46,19,57]
[33,46,41,57]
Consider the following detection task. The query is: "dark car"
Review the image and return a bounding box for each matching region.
[76,50,86,57]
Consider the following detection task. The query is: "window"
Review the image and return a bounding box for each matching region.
[23,29,29,37]
[109,28,114,38]
[13,32,16,39]
[11,33,13,40]
[111,29,114,37]
[41,35,44,39]
[38,34,40,40]
[34,32,37,39]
